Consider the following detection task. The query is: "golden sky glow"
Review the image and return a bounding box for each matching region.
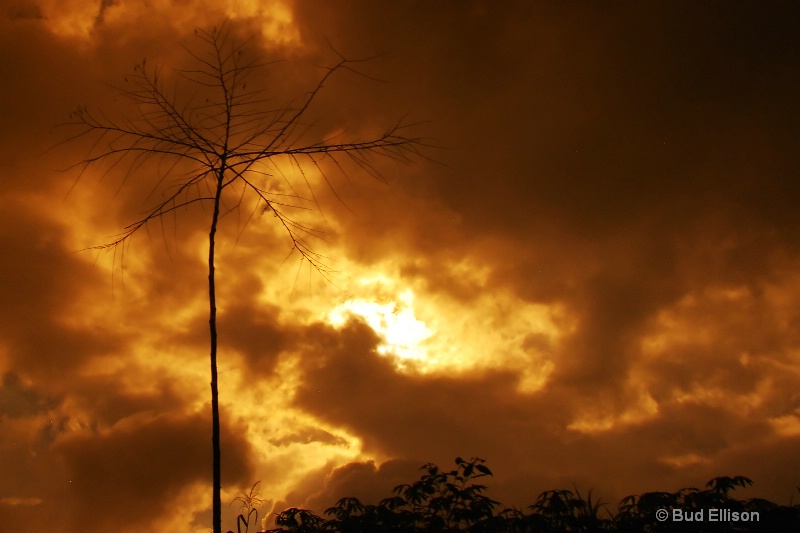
[328,286,434,363]
[2,2,800,532]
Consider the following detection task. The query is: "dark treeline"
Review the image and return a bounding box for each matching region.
[251,457,800,533]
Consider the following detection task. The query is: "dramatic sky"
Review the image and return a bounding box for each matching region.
[2,1,800,531]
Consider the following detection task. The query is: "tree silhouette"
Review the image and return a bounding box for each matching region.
[61,22,421,533]
[264,457,800,533]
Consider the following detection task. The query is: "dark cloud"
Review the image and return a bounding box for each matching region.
[297,458,422,512]
[218,302,292,376]
[5,1,42,20]
[54,411,252,532]
[0,202,115,380]
[270,426,349,448]
[0,372,60,419]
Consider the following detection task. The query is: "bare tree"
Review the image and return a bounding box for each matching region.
[62,23,421,533]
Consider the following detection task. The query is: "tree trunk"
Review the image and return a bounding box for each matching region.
[209,166,225,533]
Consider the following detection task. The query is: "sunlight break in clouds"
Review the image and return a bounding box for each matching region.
[328,286,433,366]
[323,272,561,391]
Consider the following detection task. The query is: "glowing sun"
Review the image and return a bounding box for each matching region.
[328,289,433,363]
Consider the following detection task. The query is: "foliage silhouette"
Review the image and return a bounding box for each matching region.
[259,457,800,533]
[62,21,422,533]
[230,481,268,533]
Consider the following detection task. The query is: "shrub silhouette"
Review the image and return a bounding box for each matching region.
[261,457,800,532]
